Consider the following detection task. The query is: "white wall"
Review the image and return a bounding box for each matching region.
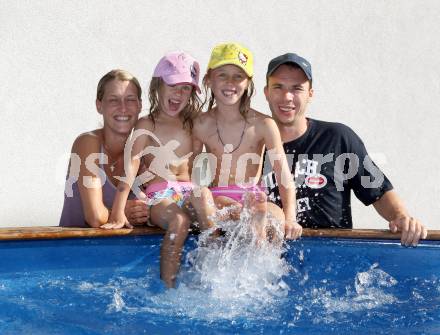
[1,0,439,229]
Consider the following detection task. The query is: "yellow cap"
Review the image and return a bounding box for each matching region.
[207,42,254,77]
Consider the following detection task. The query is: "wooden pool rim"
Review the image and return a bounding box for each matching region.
[0,226,439,241]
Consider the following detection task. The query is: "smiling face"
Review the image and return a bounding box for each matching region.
[206,64,250,108]
[264,64,313,127]
[159,82,193,117]
[96,79,142,135]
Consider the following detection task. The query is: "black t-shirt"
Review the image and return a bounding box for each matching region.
[262,118,393,229]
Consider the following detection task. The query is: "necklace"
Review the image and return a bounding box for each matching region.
[215,114,246,154]
[108,159,118,172]
[103,143,121,172]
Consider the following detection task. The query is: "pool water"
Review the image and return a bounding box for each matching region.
[0,235,439,335]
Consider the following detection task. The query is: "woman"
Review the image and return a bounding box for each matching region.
[59,69,149,227]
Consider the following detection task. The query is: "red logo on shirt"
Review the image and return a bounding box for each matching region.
[305,174,327,189]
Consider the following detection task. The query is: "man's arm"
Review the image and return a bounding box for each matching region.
[373,190,428,246]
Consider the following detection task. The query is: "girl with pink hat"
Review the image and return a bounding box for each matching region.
[104,51,202,288]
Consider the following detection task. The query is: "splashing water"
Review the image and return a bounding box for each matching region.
[313,263,398,316]
[189,213,288,296]
[355,263,398,294]
[153,201,291,320]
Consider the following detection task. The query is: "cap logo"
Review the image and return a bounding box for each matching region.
[190,64,197,79]
[238,51,248,65]
[164,60,176,74]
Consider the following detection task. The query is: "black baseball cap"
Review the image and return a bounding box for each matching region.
[266,53,312,81]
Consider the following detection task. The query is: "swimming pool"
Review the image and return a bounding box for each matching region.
[0,227,439,334]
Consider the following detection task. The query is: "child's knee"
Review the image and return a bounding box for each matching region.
[168,214,191,235]
[267,203,285,222]
[191,186,213,205]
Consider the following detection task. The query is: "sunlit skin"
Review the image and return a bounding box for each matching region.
[264,64,428,246]
[264,64,313,142]
[159,83,193,117]
[66,77,148,228]
[198,66,260,187]
[191,63,302,241]
[104,78,197,288]
[95,80,142,188]
[96,80,142,136]
[206,65,249,109]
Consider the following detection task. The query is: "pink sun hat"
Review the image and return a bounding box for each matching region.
[153,51,201,93]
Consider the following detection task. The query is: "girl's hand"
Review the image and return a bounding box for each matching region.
[285,219,302,240]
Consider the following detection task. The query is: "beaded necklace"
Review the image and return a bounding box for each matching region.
[215,114,246,153]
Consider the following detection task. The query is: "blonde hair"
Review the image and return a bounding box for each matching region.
[203,69,255,120]
[148,77,202,132]
[96,69,142,101]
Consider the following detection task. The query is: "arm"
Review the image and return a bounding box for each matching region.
[105,120,150,228]
[373,190,427,246]
[73,133,110,227]
[342,126,428,246]
[189,117,208,186]
[106,158,140,228]
[189,130,204,178]
[262,118,302,239]
[124,159,150,225]
[72,132,149,228]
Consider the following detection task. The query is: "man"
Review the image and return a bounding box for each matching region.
[263,53,427,246]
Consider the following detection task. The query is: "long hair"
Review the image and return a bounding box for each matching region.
[148,78,203,132]
[203,69,255,120]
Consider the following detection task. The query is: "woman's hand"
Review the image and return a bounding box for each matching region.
[101,211,132,229]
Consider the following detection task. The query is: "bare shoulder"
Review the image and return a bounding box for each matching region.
[193,111,215,133]
[72,130,101,157]
[135,116,154,131]
[194,111,214,124]
[248,109,277,129]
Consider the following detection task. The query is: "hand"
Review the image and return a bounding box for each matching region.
[389,215,428,246]
[285,219,302,240]
[125,199,150,225]
[101,211,133,229]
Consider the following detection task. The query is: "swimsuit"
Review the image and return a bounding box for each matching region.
[59,147,136,227]
[145,181,194,208]
[210,184,266,204]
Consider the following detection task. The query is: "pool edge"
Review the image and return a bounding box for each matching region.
[0,227,439,241]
